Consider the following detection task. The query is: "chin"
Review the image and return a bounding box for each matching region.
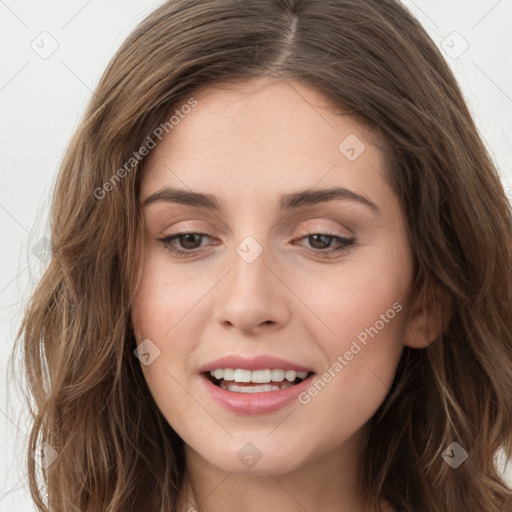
[192,439,310,475]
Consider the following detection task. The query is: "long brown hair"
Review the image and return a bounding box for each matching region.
[14,0,512,510]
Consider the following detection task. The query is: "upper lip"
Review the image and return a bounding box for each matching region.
[199,355,314,373]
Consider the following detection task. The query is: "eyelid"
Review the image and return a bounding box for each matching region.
[296,221,353,239]
[158,223,350,242]
[155,218,354,243]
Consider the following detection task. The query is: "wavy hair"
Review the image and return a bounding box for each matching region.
[14,0,512,510]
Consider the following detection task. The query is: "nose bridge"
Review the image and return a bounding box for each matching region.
[229,233,273,303]
[214,232,290,331]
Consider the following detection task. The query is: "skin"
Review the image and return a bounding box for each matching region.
[131,77,443,512]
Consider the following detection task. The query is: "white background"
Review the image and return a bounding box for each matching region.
[1,0,511,509]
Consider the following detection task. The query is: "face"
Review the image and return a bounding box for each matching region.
[131,78,416,476]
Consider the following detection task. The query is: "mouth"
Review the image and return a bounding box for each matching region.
[203,368,315,393]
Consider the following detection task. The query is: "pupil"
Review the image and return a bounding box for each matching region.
[181,233,201,249]
[310,234,330,249]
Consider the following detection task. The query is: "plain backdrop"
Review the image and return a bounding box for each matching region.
[1,1,511,509]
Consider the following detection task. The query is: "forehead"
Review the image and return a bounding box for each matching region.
[139,78,391,209]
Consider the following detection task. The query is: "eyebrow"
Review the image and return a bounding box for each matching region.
[142,185,379,212]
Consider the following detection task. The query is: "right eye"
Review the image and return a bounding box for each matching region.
[156,232,214,257]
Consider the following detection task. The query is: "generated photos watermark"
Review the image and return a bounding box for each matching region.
[298,301,403,405]
[93,97,198,200]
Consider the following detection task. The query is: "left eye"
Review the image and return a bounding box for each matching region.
[156,231,355,258]
[297,233,355,256]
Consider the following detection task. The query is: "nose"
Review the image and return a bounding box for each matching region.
[214,241,291,335]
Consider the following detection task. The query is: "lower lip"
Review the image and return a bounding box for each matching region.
[200,373,315,415]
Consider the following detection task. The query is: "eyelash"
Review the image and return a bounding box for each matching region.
[156,229,356,259]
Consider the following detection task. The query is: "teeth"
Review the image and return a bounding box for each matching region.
[234,369,252,382]
[252,369,271,383]
[271,369,285,382]
[208,368,309,383]
[222,368,235,381]
[285,370,296,382]
[220,381,295,393]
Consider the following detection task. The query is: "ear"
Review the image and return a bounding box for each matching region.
[403,281,452,349]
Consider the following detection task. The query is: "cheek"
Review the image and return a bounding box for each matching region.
[289,237,411,406]
[130,254,211,422]
[131,249,209,342]
[293,293,406,458]
[300,287,406,414]
[291,243,410,359]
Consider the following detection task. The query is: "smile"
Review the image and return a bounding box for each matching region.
[206,368,311,393]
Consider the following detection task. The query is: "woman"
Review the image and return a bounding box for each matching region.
[15,0,512,510]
